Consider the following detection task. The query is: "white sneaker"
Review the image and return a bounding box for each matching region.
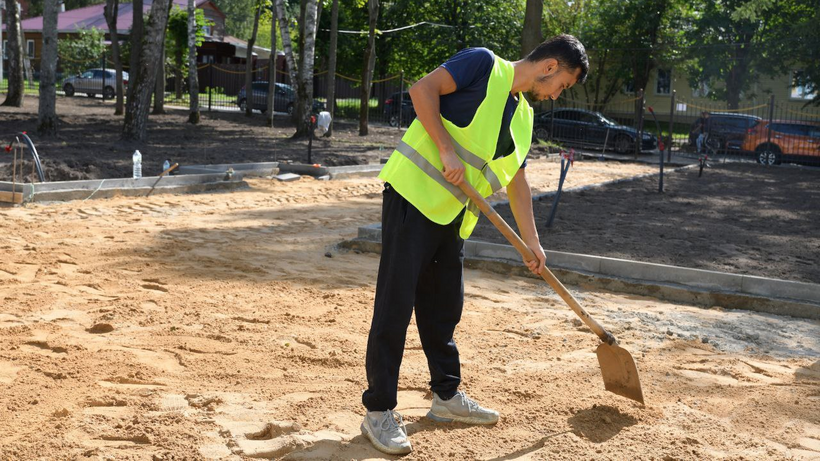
[427,391,499,425]
[361,409,412,455]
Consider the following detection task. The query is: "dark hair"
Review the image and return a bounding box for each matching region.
[525,34,589,84]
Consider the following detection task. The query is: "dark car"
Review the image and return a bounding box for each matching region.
[534,108,658,154]
[237,82,325,115]
[383,91,415,127]
[687,112,761,152]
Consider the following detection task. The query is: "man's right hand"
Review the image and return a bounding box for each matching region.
[441,150,465,185]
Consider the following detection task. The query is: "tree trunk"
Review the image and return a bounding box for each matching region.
[2,1,25,107]
[266,6,278,127]
[323,0,339,137]
[521,0,543,58]
[245,3,262,117]
[295,0,319,138]
[37,0,59,135]
[358,0,378,136]
[188,0,200,124]
[104,0,125,115]
[153,45,166,114]
[127,0,144,105]
[275,0,299,91]
[122,0,173,141]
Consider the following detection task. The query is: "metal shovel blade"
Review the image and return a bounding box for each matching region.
[596,343,645,404]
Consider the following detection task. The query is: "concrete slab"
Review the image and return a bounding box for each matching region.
[178,162,280,178]
[274,173,301,182]
[327,164,383,179]
[741,275,820,304]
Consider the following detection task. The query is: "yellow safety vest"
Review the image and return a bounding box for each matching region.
[379,52,533,239]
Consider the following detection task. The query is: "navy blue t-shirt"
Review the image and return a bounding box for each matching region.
[440,47,526,168]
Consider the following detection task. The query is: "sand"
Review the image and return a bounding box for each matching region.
[1,159,818,460]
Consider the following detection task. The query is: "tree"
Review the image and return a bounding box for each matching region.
[57,27,106,77]
[211,0,258,38]
[188,0,200,123]
[521,0,543,58]
[104,0,126,115]
[126,0,143,106]
[2,0,25,107]
[244,2,263,117]
[274,0,319,137]
[122,0,174,141]
[323,0,339,136]
[167,6,208,101]
[265,5,278,127]
[358,0,378,136]
[37,0,59,135]
[27,0,106,17]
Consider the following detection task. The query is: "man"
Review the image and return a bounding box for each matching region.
[361,35,589,455]
[693,111,711,154]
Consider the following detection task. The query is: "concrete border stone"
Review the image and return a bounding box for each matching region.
[347,225,820,319]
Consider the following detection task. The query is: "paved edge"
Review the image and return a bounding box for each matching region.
[344,226,820,320]
[0,174,249,203]
[177,162,383,180]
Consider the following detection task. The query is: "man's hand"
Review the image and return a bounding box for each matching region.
[441,150,465,185]
[524,241,546,275]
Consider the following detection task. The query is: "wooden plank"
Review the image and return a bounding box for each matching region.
[0,191,24,204]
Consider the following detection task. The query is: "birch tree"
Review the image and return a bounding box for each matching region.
[274,0,318,137]
[37,0,59,134]
[265,5,278,126]
[521,0,543,58]
[323,0,339,137]
[358,0,378,136]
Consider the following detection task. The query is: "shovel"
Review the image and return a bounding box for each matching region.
[458,181,645,405]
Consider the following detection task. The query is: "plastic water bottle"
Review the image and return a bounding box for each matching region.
[132,150,142,179]
[162,159,171,173]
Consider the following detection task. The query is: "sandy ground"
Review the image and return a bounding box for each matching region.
[1,161,819,460]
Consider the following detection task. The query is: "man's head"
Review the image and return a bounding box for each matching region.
[524,34,589,101]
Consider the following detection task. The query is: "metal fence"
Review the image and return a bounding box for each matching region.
[533,90,820,167]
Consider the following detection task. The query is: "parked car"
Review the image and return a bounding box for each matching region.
[383,91,415,127]
[687,112,761,152]
[740,120,820,165]
[533,108,658,154]
[237,82,325,115]
[62,68,128,99]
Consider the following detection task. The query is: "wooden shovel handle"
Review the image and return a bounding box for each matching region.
[458,181,617,345]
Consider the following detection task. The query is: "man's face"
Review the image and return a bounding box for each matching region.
[529,62,581,101]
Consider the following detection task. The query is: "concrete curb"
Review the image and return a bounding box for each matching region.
[345,225,820,320]
[177,162,382,180]
[178,162,280,178]
[0,173,249,203]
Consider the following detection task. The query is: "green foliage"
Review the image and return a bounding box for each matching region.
[26,0,106,18]
[58,27,107,77]
[166,6,211,76]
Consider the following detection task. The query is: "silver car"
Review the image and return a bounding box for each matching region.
[62,68,129,99]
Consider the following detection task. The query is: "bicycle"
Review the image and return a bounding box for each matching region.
[698,133,721,177]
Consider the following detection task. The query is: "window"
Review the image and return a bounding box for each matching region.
[203,24,213,37]
[791,71,816,100]
[622,80,635,94]
[26,39,35,58]
[579,113,600,124]
[656,69,671,95]
[2,40,6,59]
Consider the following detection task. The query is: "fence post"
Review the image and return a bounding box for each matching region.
[635,88,645,159]
[549,98,555,150]
[398,70,404,130]
[667,90,676,162]
[208,63,213,112]
[766,94,775,147]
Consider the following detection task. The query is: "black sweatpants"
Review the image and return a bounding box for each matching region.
[362,184,465,412]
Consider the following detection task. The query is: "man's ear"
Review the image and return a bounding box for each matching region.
[542,58,560,77]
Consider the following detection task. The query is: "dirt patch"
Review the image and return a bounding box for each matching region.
[0,96,407,182]
[474,162,820,283]
[0,174,818,459]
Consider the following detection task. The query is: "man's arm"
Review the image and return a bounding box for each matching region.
[408,68,465,185]
[507,168,546,275]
